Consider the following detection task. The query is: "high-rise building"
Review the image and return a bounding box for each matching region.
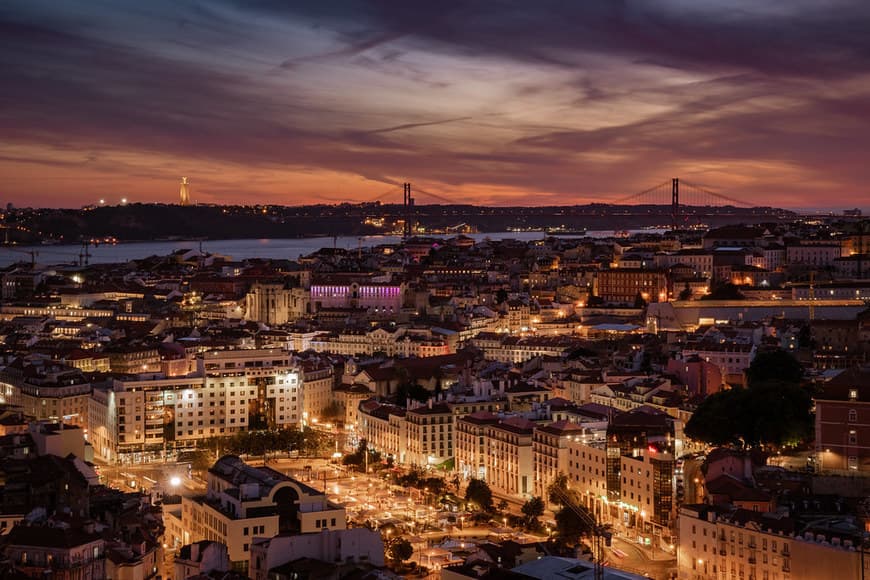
[180,176,191,206]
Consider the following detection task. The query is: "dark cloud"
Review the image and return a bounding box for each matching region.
[1,1,870,207]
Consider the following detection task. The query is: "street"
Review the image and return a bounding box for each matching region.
[606,536,676,580]
[95,454,676,579]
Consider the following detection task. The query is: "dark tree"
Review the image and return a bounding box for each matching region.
[633,292,648,308]
[797,325,815,349]
[702,282,745,300]
[547,472,578,506]
[495,288,509,305]
[686,381,813,449]
[555,504,593,545]
[465,478,494,512]
[320,400,344,420]
[678,283,693,301]
[744,380,813,447]
[685,389,748,448]
[746,349,803,386]
[388,538,413,563]
[395,382,430,407]
[521,496,545,528]
[342,438,381,470]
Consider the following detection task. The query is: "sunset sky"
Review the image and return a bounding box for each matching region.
[2,1,870,209]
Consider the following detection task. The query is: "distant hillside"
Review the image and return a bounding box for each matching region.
[9,202,797,243]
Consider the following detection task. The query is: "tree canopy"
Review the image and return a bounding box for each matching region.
[395,382,430,407]
[465,478,494,512]
[702,282,745,300]
[388,538,413,563]
[547,472,580,506]
[521,496,545,528]
[200,428,330,458]
[342,439,382,471]
[685,349,812,449]
[745,349,803,386]
[555,504,594,545]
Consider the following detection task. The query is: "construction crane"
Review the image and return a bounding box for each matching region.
[1,247,38,267]
[550,486,612,580]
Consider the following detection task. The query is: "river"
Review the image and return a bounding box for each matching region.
[0,229,664,267]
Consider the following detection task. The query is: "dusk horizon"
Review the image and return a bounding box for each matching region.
[3,1,870,209]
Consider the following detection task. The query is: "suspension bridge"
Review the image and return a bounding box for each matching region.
[361,177,768,234]
[609,177,758,230]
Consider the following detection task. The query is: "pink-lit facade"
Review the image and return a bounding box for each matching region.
[309,283,403,313]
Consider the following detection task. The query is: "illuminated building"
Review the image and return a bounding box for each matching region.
[179,176,190,206]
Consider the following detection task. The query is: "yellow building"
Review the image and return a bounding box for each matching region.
[678,504,869,580]
[183,456,346,573]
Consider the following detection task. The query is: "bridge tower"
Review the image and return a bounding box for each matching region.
[180,177,191,206]
[402,182,414,238]
[671,177,679,231]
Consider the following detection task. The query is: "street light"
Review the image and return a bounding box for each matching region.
[169,476,182,488]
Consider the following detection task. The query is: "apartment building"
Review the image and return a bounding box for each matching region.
[605,409,676,507]
[482,417,535,500]
[89,374,203,462]
[0,359,90,427]
[333,383,372,429]
[106,345,162,374]
[619,449,676,534]
[815,367,870,472]
[471,333,586,364]
[565,439,608,518]
[5,525,107,579]
[405,402,454,467]
[310,327,453,359]
[357,399,407,463]
[89,349,304,462]
[654,249,714,279]
[596,268,669,305]
[455,411,500,482]
[249,529,384,580]
[201,349,302,431]
[183,455,346,573]
[299,360,334,420]
[533,420,587,500]
[678,504,868,580]
[786,242,844,267]
[681,342,756,386]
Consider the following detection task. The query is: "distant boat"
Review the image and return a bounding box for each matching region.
[546,227,587,236]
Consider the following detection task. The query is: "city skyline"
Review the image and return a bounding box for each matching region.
[3,1,870,209]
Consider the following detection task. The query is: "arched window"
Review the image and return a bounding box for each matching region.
[848,409,858,423]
